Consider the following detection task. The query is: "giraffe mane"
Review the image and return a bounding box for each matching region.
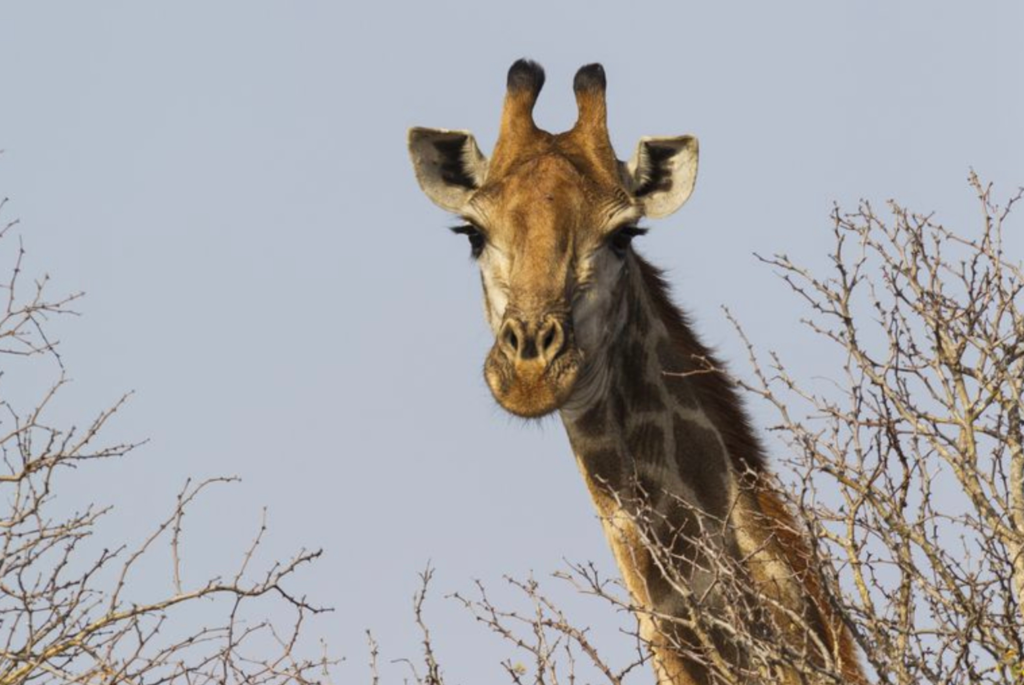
[633,253,768,477]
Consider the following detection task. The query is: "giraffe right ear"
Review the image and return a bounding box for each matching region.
[408,128,489,213]
[624,136,699,219]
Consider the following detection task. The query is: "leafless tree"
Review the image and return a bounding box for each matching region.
[392,175,1024,684]
[0,196,334,684]
[732,173,1024,684]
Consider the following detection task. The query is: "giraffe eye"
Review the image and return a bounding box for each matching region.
[608,226,647,258]
[450,224,487,259]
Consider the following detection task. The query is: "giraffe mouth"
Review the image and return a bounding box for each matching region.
[483,345,582,418]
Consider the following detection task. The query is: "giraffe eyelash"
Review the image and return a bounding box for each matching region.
[607,225,648,256]
[450,224,487,258]
[613,226,648,238]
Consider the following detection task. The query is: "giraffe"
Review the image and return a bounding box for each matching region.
[408,60,864,685]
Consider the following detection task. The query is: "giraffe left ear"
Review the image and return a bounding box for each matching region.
[625,136,699,219]
[408,127,489,213]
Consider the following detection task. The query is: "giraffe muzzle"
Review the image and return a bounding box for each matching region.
[485,313,580,418]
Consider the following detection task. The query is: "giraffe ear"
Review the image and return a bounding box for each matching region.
[625,136,699,219]
[408,127,489,213]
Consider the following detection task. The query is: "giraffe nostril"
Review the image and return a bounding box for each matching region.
[539,319,565,360]
[506,327,519,352]
[542,327,555,351]
[499,319,523,360]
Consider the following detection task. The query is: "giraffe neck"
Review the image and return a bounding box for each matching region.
[559,253,739,522]
[559,254,757,684]
[558,254,863,685]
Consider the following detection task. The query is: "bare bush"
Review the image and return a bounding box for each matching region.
[0,197,334,684]
[733,173,1024,684]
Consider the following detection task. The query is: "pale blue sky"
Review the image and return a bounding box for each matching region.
[1,2,1021,681]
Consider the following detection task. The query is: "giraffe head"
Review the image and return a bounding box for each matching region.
[409,60,698,418]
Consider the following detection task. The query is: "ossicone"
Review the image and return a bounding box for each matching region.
[507,59,546,96]
[570,62,610,147]
[573,63,606,93]
[494,58,547,159]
